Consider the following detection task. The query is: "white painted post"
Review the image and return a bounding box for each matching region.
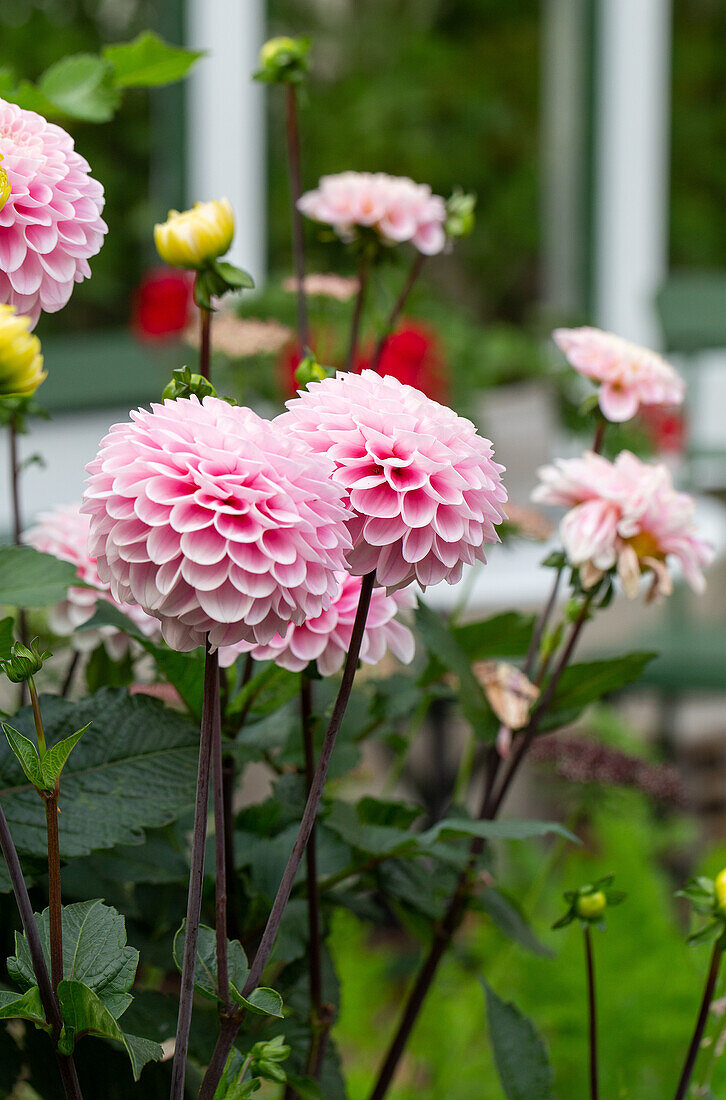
[594,0,672,348]
[185,0,266,285]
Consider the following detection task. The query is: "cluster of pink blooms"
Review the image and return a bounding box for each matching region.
[533,450,713,599]
[278,370,508,590]
[23,504,160,658]
[0,98,106,326]
[553,327,685,423]
[82,371,507,667]
[227,572,415,675]
[298,172,447,256]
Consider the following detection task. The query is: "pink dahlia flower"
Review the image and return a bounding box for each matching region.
[0,98,107,326]
[553,327,684,423]
[82,397,353,652]
[298,172,447,256]
[223,572,415,675]
[533,450,713,599]
[278,370,507,591]
[23,503,160,659]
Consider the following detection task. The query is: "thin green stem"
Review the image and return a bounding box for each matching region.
[673,939,723,1100]
[28,677,47,755]
[584,927,598,1100]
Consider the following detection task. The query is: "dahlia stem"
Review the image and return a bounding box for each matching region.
[199,306,212,382]
[197,572,376,1100]
[60,651,80,699]
[170,643,218,1100]
[673,938,723,1100]
[210,654,230,1012]
[0,801,83,1099]
[285,83,310,350]
[584,927,599,1100]
[592,418,606,455]
[368,599,592,1100]
[28,679,63,992]
[9,418,28,648]
[369,253,426,373]
[345,258,370,371]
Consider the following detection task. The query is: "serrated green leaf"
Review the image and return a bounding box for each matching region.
[453,612,537,662]
[40,724,89,789]
[234,985,284,1018]
[2,724,44,788]
[0,617,13,661]
[213,261,255,290]
[103,31,203,88]
[419,817,578,847]
[0,985,47,1027]
[173,921,250,1003]
[9,900,138,1019]
[0,546,84,608]
[57,980,162,1080]
[38,55,121,122]
[541,652,656,731]
[483,982,554,1100]
[481,888,554,957]
[0,690,200,890]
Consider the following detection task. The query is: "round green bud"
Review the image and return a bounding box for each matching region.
[0,640,50,684]
[294,355,330,388]
[257,36,310,84]
[575,890,607,921]
[445,190,477,239]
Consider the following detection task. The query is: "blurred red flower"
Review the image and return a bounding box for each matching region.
[132,267,192,341]
[639,404,686,454]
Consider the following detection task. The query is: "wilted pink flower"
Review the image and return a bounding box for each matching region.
[23,503,160,659]
[298,172,447,256]
[553,327,684,423]
[224,572,415,675]
[0,99,107,326]
[82,397,353,652]
[533,450,713,599]
[278,370,507,590]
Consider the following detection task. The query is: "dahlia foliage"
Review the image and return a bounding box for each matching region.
[0,30,720,1100]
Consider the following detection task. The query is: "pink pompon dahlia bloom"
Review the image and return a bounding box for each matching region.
[533,450,713,599]
[298,172,447,256]
[23,503,160,658]
[224,572,416,675]
[0,99,106,327]
[553,327,685,423]
[82,396,353,653]
[278,370,507,591]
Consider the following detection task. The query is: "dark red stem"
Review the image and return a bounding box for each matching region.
[285,84,309,349]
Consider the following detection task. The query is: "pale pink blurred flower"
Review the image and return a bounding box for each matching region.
[223,572,415,674]
[23,503,160,659]
[0,99,107,326]
[553,326,685,423]
[278,370,507,591]
[184,311,292,358]
[82,397,353,653]
[533,450,713,599]
[298,172,447,256]
[282,273,360,302]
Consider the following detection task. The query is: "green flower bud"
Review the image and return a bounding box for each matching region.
[294,354,331,388]
[445,188,476,239]
[162,366,217,403]
[0,639,50,684]
[255,36,311,84]
[575,890,607,921]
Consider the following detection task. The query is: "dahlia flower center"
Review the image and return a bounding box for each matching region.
[625,531,663,562]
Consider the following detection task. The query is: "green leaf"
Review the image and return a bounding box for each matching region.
[2,724,44,789]
[480,888,554,957]
[0,617,13,661]
[419,817,577,847]
[213,261,255,290]
[9,900,138,1019]
[453,612,537,661]
[541,652,657,731]
[483,982,554,1100]
[0,546,84,608]
[38,55,121,122]
[103,31,203,88]
[40,724,89,789]
[56,980,162,1080]
[0,690,201,889]
[416,600,494,737]
[172,922,283,1017]
[0,985,47,1027]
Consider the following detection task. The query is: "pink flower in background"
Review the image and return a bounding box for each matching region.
[224,572,415,674]
[82,397,353,653]
[0,99,107,326]
[278,370,507,591]
[298,172,447,255]
[552,327,684,423]
[533,450,713,599]
[24,503,160,659]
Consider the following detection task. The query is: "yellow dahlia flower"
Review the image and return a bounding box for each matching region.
[153,198,234,270]
[0,305,45,398]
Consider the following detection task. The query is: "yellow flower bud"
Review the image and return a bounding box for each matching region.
[256,36,310,83]
[715,869,726,915]
[575,891,607,921]
[153,198,234,270]
[260,36,299,68]
[0,305,45,398]
[0,154,10,213]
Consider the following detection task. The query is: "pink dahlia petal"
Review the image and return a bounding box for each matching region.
[278,370,507,591]
[0,99,106,326]
[82,397,353,652]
